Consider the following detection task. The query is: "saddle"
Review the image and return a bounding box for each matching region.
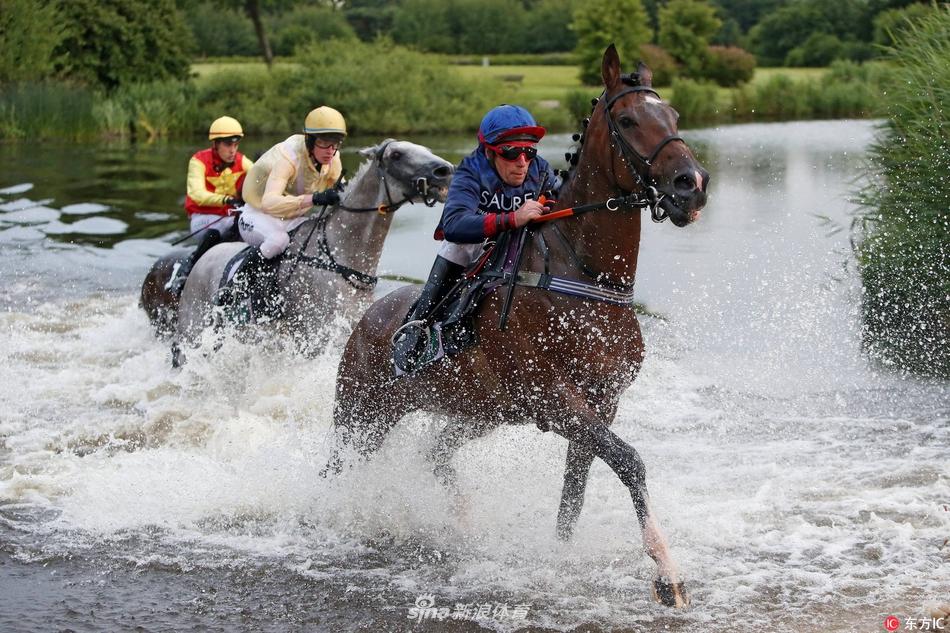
[391,234,516,376]
[213,246,285,325]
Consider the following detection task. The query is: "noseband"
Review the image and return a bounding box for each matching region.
[602,74,685,223]
[338,140,440,215]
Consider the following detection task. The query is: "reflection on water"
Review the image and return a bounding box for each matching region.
[1,120,948,633]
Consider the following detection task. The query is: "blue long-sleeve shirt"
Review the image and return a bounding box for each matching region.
[435,148,558,243]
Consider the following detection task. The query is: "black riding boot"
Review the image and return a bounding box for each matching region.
[392,256,465,373]
[240,247,283,320]
[166,229,223,295]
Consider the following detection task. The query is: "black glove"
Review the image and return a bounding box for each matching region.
[311,189,341,207]
[224,196,242,207]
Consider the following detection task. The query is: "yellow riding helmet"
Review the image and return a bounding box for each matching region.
[208,116,244,141]
[303,106,347,137]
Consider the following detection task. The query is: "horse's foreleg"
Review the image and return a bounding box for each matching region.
[429,417,467,493]
[556,440,595,541]
[428,417,493,524]
[322,379,405,477]
[558,421,688,608]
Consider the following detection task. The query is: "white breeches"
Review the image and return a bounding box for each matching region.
[238,206,307,259]
[189,214,229,239]
[437,241,483,267]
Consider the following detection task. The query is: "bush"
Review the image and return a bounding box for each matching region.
[703,45,755,87]
[785,32,845,67]
[639,44,679,87]
[100,80,202,140]
[564,88,600,124]
[854,6,950,376]
[670,78,719,126]
[183,2,258,58]
[269,6,357,56]
[198,39,506,135]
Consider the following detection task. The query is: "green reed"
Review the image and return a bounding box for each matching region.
[854,6,950,377]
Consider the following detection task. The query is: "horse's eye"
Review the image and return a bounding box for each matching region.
[618,117,636,129]
[391,150,402,160]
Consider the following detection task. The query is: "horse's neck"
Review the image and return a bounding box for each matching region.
[530,159,642,286]
[315,161,394,274]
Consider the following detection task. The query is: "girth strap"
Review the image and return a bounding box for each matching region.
[484,270,637,307]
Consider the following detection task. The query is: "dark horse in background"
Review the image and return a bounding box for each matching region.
[330,46,708,608]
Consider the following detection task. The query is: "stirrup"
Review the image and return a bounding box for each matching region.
[391,319,427,346]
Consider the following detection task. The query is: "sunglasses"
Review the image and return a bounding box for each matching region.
[488,144,538,161]
[314,139,341,150]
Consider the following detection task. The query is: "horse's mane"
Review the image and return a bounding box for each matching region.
[347,156,376,187]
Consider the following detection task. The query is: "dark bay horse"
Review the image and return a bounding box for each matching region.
[330,46,708,608]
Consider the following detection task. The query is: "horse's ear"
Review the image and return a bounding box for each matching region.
[602,44,621,91]
[637,61,653,88]
[358,144,377,159]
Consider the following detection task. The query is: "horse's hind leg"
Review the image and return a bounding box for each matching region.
[557,421,688,609]
[556,440,595,540]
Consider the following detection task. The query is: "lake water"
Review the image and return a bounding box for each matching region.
[0,120,947,632]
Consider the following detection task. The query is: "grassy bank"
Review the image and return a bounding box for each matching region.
[1,50,886,142]
[854,6,950,377]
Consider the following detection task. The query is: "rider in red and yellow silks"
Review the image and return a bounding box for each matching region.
[184,116,253,233]
[166,116,254,295]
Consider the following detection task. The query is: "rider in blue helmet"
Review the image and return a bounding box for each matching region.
[393,104,560,373]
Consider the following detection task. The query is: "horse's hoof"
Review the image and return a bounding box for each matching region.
[652,577,689,609]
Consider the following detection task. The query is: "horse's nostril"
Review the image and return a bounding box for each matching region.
[432,166,452,179]
[674,173,695,192]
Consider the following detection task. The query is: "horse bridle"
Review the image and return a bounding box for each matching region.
[602,73,685,223]
[288,142,442,290]
[336,140,441,215]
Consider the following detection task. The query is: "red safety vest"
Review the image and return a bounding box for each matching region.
[184,148,248,217]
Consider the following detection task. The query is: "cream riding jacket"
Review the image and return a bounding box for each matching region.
[241,134,342,220]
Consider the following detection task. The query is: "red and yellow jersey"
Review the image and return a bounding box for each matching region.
[184,148,254,216]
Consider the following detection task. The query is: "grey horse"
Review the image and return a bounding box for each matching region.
[173,139,454,362]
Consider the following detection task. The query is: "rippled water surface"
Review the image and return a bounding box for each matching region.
[1,121,947,632]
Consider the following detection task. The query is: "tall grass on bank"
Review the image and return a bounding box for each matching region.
[854,7,950,377]
[0,83,99,140]
[670,60,889,127]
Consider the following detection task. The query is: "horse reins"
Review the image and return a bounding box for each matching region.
[290,142,438,290]
[603,75,685,224]
[491,76,686,308]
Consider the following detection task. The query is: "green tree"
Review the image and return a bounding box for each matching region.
[183,1,259,57]
[0,0,66,83]
[747,0,872,66]
[658,0,722,77]
[711,0,783,33]
[572,0,653,85]
[392,0,454,52]
[55,0,193,90]
[269,4,357,56]
[525,0,578,53]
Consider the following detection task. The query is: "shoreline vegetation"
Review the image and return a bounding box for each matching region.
[1,45,890,143]
[854,6,950,378]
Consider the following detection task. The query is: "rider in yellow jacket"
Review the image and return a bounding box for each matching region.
[224,107,346,317]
